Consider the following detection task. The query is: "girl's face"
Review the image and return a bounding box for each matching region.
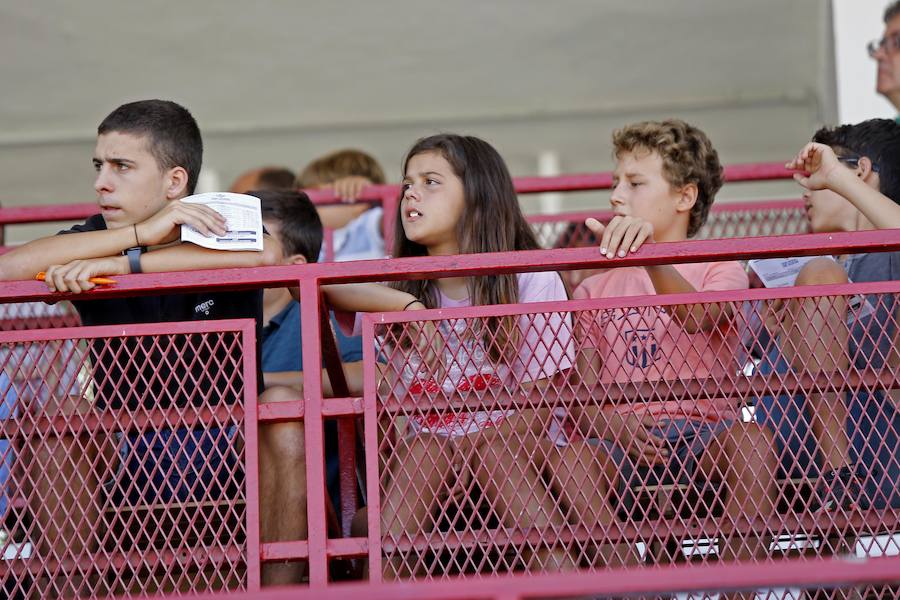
[400,150,465,255]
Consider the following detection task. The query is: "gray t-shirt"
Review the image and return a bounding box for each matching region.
[846,250,900,369]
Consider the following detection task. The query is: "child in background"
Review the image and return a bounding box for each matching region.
[229,166,296,194]
[298,149,388,262]
[325,134,575,579]
[557,120,778,569]
[759,119,900,511]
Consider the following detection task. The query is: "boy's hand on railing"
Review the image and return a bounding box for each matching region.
[606,412,670,466]
[586,216,654,259]
[331,176,374,203]
[786,142,846,193]
[42,256,128,293]
[134,201,227,246]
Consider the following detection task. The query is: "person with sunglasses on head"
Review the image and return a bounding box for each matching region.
[870,2,900,118]
[758,118,900,515]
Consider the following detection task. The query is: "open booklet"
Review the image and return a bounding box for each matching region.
[748,256,874,323]
[180,192,263,251]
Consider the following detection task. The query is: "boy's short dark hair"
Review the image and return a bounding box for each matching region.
[297,149,385,188]
[98,100,203,195]
[612,119,723,237]
[885,1,900,22]
[813,118,900,205]
[252,190,322,263]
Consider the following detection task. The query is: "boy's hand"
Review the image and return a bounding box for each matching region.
[586,216,654,259]
[134,200,227,246]
[43,256,128,293]
[332,176,373,203]
[786,142,845,192]
[606,412,670,466]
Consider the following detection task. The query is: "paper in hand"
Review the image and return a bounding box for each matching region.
[180,192,263,251]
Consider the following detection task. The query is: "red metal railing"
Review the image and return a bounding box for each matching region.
[0,162,801,260]
[0,319,260,597]
[2,228,899,597]
[176,555,900,600]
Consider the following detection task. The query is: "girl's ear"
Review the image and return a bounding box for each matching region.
[675,182,698,213]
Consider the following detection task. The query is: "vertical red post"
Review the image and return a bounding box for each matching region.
[242,319,262,592]
[362,315,383,582]
[300,278,329,585]
[319,302,358,536]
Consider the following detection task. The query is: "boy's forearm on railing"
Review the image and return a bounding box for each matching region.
[0,227,137,281]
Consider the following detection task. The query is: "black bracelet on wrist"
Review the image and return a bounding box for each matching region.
[403,298,422,311]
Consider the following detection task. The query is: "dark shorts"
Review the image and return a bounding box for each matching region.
[589,418,731,512]
[109,426,243,505]
[756,345,900,509]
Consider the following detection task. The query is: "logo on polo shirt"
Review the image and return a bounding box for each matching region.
[195,299,215,316]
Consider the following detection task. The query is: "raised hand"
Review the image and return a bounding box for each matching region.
[785,142,844,192]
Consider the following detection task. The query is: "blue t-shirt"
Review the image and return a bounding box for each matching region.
[0,372,16,518]
[261,301,363,372]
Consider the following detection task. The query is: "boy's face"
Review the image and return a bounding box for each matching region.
[261,219,289,264]
[92,131,171,230]
[804,163,860,233]
[611,150,688,241]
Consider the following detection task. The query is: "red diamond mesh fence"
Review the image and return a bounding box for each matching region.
[0,321,257,597]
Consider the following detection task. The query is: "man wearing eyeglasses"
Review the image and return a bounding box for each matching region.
[871,2,900,116]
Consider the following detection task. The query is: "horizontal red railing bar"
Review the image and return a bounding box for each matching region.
[261,540,309,561]
[0,543,245,578]
[1,403,243,438]
[382,509,899,556]
[259,537,367,562]
[364,278,900,327]
[3,230,900,303]
[0,317,254,343]
[256,397,363,422]
[524,198,804,223]
[0,163,795,225]
[376,365,900,414]
[0,315,80,330]
[184,555,900,600]
[321,396,365,417]
[0,202,98,225]
[511,162,793,194]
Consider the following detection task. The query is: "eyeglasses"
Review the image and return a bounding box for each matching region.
[868,32,900,57]
[837,154,880,173]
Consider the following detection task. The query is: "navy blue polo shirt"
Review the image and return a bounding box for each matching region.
[261,301,363,372]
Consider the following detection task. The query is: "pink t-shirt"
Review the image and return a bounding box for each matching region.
[349,271,574,437]
[572,262,748,423]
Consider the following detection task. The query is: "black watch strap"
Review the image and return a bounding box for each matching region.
[126,246,143,274]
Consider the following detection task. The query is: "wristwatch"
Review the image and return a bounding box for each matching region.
[125,246,144,274]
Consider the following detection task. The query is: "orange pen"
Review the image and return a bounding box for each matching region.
[35,272,117,286]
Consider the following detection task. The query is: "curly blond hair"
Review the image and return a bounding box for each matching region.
[612,119,723,237]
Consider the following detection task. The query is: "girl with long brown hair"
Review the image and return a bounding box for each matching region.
[326,133,575,579]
